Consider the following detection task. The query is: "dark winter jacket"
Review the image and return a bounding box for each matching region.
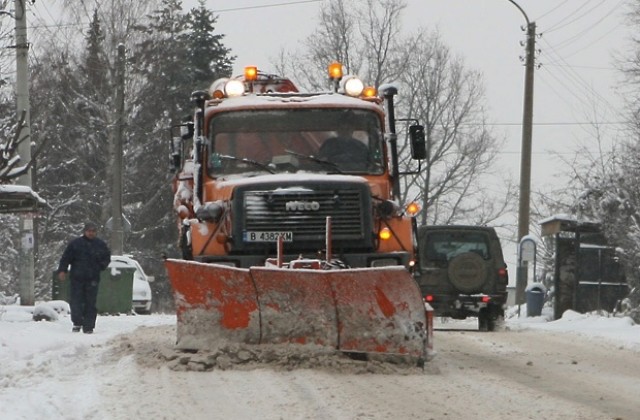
[57,235,111,282]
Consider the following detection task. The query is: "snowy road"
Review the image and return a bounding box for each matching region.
[115,325,636,420]
[429,327,640,419]
[2,312,639,420]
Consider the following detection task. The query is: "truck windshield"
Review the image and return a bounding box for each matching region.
[207,108,385,176]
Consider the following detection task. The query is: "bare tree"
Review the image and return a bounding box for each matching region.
[536,102,638,319]
[275,0,406,91]
[0,0,15,88]
[357,0,409,87]
[0,112,29,183]
[397,30,514,226]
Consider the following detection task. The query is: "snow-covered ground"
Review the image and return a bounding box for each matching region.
[1,301,638,419]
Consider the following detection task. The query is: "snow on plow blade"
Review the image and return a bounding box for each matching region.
[165,259,428,359]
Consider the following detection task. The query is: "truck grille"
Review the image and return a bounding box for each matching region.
[243,189,365,239]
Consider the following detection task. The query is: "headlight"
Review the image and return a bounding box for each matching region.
[377,200,399,219]
[196,201,225,222]
[341,76,364,97]
[225,79,245,97]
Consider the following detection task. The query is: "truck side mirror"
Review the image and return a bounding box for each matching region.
[181,122,194,140]
[169,120,193,173]
[170,136,182,172]
[409,125,426,160]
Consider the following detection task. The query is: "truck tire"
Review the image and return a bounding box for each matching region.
[447,252,487,293]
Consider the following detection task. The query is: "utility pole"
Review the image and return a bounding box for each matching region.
[507,0,536,307]
[518,19,536,241]
[506,0,536,241]
[15,0,35,306]
[110,44,125,255]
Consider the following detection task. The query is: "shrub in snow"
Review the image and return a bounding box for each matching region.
[0,292,19,305]
[46,300,71,315]
[32,300,70,322]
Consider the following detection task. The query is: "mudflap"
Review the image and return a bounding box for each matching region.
[165,259,428,360]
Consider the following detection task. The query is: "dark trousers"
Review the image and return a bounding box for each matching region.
[70,278,100,330]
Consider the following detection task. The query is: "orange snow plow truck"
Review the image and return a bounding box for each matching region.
[166,62,431,364]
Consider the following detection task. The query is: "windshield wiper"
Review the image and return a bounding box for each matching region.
[284,149,343,173]
[215,154,275,174]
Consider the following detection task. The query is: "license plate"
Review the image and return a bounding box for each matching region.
[244,231,293,242]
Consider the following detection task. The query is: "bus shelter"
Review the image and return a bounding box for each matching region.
[540,216,629,320]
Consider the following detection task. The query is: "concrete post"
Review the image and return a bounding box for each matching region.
[15,0,35,305]
[110,44,126,255]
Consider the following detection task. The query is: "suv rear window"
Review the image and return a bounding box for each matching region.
[423,231,491,262]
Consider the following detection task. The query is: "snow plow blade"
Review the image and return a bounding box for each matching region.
[165,259,428,359]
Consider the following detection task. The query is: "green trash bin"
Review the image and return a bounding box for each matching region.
[51,267,134,314]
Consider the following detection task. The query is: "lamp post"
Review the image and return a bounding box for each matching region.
[507,0,536,306]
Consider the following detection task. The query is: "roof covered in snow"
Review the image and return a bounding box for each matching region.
[0,184,49,214]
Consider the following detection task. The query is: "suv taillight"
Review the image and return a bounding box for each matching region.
[498,267,508,280]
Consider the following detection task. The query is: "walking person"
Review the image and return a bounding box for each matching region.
[56,222,111,333]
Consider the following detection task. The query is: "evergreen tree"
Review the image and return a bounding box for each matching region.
[183,0,234,90]
[124,0,235,310]
[131,0,191,115]
[82,9,110,98]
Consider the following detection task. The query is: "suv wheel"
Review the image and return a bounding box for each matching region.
[478,308,489,331]
[447,252,487,293]
[478,306,504,332]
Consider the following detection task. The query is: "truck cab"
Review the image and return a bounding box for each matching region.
[170,63,426,269]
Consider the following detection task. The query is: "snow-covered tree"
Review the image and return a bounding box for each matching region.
[24,0,234,308]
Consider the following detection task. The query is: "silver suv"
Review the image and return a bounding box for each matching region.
[415,225,509,331]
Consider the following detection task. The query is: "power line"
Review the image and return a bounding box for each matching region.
[543,0,607,34]
[543,63,616,71]
[212,0,322,13]
[540,38,618,113]
[547,1,624,54]
[534,0,572,22]
[485,121,627,127]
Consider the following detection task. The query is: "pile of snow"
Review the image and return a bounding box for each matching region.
[508,306,640,350]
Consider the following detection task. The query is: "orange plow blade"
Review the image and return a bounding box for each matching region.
[329,267,427,357]
[165,259,427,359]
[165,260,261,350]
